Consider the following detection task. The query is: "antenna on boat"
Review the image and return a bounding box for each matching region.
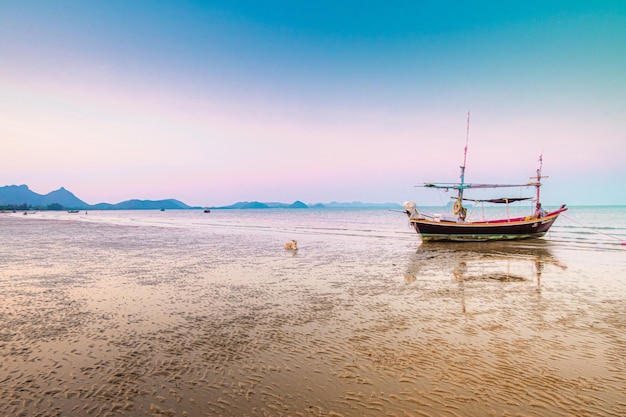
[460,111,470,186]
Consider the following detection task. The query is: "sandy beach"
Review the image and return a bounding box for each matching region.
[1,211,625,416]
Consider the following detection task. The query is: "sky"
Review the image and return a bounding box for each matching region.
[1,1,625,207]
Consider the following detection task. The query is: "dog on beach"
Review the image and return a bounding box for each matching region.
[284,240,298,251]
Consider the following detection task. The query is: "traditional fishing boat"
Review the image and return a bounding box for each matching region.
[403,115,567,242]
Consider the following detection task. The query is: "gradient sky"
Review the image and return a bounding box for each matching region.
[1,1,625,206]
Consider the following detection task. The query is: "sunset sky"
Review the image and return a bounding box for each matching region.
[1,1,624,206]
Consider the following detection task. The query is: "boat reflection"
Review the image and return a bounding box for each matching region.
[404,240,567,285]
[404,241,567,314]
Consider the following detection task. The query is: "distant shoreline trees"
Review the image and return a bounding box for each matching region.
[0,203,67,211]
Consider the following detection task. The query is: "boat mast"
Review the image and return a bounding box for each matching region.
[458,111,470,209]
[534,154,546,206]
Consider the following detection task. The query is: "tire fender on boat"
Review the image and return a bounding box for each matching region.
[452,199,462,215]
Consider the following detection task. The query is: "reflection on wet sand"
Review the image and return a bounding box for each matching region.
[405,240,567,284]
[405,241,569,318]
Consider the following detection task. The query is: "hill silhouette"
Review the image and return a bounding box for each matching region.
[1,184,402,211]
[213,200,309,209]
[0,185,191,210]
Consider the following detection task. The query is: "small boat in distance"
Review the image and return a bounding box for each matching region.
[67,210,80,213]
[403,113,567,242]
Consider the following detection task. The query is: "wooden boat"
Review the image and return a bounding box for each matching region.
[403,114,567,242]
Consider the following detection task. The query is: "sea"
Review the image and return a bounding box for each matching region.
[1,205,625,416]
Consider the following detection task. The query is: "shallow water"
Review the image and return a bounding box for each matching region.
[1,208,625,416]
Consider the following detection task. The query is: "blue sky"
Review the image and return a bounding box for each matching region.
[1,1,624,206]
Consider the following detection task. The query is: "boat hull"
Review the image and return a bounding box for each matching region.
[408,209,566,242]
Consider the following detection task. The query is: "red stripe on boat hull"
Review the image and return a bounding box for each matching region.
[409,209,566,242]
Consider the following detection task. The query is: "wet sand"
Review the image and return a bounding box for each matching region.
[1,214,625,416]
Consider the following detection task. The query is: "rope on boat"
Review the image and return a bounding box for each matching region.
[561,213,626,245]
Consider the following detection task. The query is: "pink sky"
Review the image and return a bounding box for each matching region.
[1,2,624,206]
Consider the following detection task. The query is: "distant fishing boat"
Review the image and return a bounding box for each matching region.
[403,113,567,242]
[67,210,80,213]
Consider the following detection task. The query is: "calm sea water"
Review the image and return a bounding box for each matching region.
[1,206,625,416]
[10,204,626,247]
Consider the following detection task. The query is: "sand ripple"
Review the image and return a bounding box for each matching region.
[1,216,625,416]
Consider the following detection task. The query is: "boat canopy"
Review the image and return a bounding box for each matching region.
[463,197,532,204]
[421,182,533,190]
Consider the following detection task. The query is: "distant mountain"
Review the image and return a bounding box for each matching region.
[0,184,193,210]
[213,200,308,209]
[214,201,269,209]
[92,199,191,210]
[314,201,403,209]
[212,200,402,210]
[1,184,402,211]
[0,185,89,209]
[264,201,308,209]
[289,200,308,208]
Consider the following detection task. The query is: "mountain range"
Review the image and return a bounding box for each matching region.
[0,184,402,210]
[210,201,402,209]
[211,200,309,209]
[0,185,192,210]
